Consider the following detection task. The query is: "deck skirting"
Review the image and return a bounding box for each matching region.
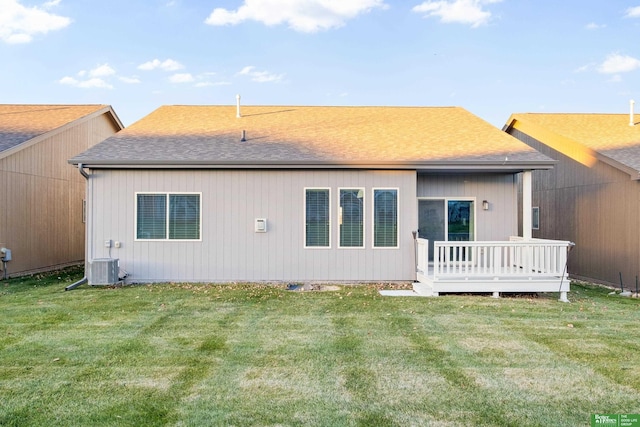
[414,277,569,301]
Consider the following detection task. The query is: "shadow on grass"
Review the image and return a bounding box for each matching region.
[0,265,84,295]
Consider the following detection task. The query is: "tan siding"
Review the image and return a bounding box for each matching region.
[416,173,518,241]
[0,113,120,275]
[89,169,417,283]
[510,128,640,286]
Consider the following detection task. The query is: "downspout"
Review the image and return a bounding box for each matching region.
[78,162,90,179]
[65,163,89,291]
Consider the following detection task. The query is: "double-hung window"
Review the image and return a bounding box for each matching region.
[136,193,201,240]
[373,188,398,248]
[305,188,330,247]
[339,188,364,248]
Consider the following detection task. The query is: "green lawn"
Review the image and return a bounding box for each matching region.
[1,268,639,426]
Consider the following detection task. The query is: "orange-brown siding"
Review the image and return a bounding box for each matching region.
[0,112,120,276]
[510,127,640,287]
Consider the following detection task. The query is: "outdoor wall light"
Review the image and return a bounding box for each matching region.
[482,200,489,210]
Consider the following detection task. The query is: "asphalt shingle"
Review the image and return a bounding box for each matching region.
[71,105,551,167]
[0,104,111,153]
[508,113,640,174]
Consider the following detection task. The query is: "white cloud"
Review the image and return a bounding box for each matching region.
[43,0,61,8]
[412,0,501,28]
[58,63,126,88]
[89,63,116,78]
[205,0,387,32]
[238,65,284,83]
[0,0,72,44]
[625,6,640,18]
[169,73,194,83]
[598,53,640,74]
[119,76,141,84]
[190,71,230,87]
[574,63,592,73]
[585,22,605,30]
[58,76,113,89]
[138,58,184,71]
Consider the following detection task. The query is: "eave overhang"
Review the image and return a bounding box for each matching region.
[69,158,556,173]
[504,115,640,181]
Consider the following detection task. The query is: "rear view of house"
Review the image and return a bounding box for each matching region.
[0,105,123,277]
[69,104,572,298]
[504,110,640,287]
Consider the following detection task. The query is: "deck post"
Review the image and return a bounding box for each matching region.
[522,170,532,240]
[559,291,569,303]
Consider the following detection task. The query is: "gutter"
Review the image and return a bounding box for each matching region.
[65,163,90,291]
[68,159,557,172]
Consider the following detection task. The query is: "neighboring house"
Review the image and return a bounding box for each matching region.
[504,111,640,287]
[0,104,123,277]
[69,104,572,299]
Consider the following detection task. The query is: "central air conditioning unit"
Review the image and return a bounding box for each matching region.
[89,258,119,285]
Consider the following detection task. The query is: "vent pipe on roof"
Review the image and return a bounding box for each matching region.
[630,99,635,126]
[236,94,241,118]
[241,130,246,142]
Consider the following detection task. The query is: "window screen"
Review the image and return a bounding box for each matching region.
[137,193,200,240]
[137,194,167,239]
[305,189,330,247]
[169,194,200,239]
[373,189,398,247]
[339,189,364,247]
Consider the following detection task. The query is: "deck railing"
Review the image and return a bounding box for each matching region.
[431,239,572,279]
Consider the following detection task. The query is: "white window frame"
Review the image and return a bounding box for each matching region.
[304,187,331,249]
[372,188,400,249]
[417,197,477,242]
[134,192,202,241]
[338,187,365,249]
[532,206,540,230]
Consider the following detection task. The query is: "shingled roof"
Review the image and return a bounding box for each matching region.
[0,104,123,155]
[70,105,553,171]
[505,113,640,178]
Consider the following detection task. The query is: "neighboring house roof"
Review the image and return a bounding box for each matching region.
[0,104,123,157]
[504,113,640,179]
[70,105,553,172]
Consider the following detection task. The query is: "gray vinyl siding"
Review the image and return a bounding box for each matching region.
[509,128,640,287]
[416,173,518,241]
[88,169,417,283]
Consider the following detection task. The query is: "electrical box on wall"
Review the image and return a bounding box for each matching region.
[255,218,267,233]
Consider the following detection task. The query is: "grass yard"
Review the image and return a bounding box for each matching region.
[1,268,640,426]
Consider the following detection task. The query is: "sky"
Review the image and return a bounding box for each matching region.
[1,0,640,128]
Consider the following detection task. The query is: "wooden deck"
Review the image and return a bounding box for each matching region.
[414,238,574,301]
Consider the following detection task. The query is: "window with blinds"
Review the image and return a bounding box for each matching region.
[136,193,201,240]
[373,189,398,248]
[339,188,364,247]
[305,188,330,247]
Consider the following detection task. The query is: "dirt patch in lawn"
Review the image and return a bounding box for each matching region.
[287,283,341,291]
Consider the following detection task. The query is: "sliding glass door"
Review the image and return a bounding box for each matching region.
[418,199,475,261]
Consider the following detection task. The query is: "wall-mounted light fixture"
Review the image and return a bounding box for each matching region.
[482,200,489,211]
